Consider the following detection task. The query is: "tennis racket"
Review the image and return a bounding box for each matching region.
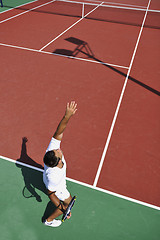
[62,196,76,222]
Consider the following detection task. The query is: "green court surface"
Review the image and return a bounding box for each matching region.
[0,0,37,12]
[0,158,160,240]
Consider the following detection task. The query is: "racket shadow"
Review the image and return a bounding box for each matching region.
[16,137,46,203]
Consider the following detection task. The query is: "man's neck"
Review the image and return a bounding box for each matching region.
[57,161,64,169]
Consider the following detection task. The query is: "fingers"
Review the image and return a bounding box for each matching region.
[67,101,77,114]
[67,212,72,219]
[68,101,77,108]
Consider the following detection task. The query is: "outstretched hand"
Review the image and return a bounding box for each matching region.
[65,101,77,119]
[53,101,77,140]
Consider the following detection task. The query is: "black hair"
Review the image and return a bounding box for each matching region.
[43,151,60,167]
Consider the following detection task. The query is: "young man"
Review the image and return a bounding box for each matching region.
[43,101,77,227]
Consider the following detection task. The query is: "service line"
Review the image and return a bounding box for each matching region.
[0,42,129,69]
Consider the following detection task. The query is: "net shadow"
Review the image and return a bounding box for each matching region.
[3,2,160,30]
[53,37,160,96]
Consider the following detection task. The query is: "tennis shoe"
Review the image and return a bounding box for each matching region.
[44,219,62,227]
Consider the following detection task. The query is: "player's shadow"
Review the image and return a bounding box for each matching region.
[53,37,160,96]
[16,137,57,221]
[41,201,57,222]
[16,137,46,203]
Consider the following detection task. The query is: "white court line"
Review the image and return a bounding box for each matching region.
[0,0,56,24]
[1,0,157,209]
[0,42,129,69]
[56,0,160,12]
[0,155,159,210]
[93,0,152,187]
[49,51,129,69]
[58,0,147,11]
[39,2,104,51]
[81,0,148,8]
[0,0,38,15]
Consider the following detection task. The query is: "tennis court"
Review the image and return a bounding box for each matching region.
[0,0,160,239]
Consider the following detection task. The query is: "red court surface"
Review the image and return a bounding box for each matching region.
[150,0,160,10]
[97,12,160,207]
[0,0,160,209]
[0,4,80,49]
[0,45,127,181]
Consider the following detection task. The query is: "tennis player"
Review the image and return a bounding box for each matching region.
[43,101,77,227]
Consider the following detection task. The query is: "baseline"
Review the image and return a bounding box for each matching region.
[0,155,159,211]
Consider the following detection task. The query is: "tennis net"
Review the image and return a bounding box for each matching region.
[13,0,159,29]
[36,0,160,29]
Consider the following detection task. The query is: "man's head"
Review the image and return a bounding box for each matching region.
[43,149,62,167]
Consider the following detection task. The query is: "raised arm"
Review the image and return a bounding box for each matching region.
[53,101,77,141]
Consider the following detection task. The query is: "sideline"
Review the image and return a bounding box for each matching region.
[93,0,152,187]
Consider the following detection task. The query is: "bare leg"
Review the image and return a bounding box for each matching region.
[47,195,72,222]
[63,195,72,206]
[47,208,63,222]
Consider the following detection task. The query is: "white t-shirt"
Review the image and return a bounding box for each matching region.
[43,137,67,192]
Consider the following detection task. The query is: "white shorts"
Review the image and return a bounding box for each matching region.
[55,188,70,201]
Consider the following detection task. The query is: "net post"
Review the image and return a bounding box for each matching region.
[82,3,84,18]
